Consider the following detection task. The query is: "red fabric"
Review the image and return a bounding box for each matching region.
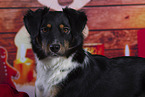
[138,29,145,58]
[0,84,29,97]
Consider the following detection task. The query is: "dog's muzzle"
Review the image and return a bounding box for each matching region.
[42,40,67,56]
[49,44,60,53]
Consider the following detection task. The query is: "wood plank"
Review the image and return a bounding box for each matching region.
[0,1,42,7]
[85,5,145,30]
[104,48,138,58]
[87,0,145,6]
[0,6,145,32]
[0,32,16,50]
[0,9,32,32]
[84,30,138,49]
[0,0,145,8]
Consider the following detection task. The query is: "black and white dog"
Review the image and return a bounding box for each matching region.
[24,8,145,97]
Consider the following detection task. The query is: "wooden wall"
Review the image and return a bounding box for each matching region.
[0,0,145,65]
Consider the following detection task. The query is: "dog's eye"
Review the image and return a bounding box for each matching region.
[41,27,48,33]
[63,27,70,34]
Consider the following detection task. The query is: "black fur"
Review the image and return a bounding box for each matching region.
[57,56,145,97]
[24,8,145,97]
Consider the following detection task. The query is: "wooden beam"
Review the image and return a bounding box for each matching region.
[85,5,145,30]
[0,6,145,32]
[87,0,145,6]
[84,30,138,49]
[0,9,33,32]
[0,0,145,8]
[0,1,42,8]
[105,48,138,58]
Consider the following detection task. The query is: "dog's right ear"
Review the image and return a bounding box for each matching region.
[23,8,49,38]
[63,8,87,35]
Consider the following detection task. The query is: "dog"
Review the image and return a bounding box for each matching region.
[24,7,145,97]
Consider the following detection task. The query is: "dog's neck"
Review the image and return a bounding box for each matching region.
[35,48,88,69]
[35,54,81,96]
[36,55,79,72]
[35,50,90,96]
[35,54,80,82]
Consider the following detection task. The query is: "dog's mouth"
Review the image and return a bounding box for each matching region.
[50,52,59,56]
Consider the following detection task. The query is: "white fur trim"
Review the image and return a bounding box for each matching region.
[38,0,90,11]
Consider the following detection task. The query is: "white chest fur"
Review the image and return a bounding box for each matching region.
[35,55,79,97]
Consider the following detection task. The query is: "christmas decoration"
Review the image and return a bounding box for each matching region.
[0,46,19,88]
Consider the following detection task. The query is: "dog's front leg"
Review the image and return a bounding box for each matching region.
[44,85,60,97]
[35,84,60,97]
[35,80,44,97]
[35,85,44,97]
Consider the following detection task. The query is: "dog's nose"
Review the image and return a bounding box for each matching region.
[49,44,60,53]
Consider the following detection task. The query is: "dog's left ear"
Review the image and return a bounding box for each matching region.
[63,8,87,34]
[23,8,49,38]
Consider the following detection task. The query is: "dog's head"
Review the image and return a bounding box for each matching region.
[24,8,87,59]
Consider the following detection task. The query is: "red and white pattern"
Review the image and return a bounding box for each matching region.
[0,46,19,88]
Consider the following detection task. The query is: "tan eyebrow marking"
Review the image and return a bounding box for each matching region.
[59,24,64,29]
[47,24,51,28]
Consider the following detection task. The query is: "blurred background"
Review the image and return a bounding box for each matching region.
[0,0,145,96]
[1,0,145,65]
